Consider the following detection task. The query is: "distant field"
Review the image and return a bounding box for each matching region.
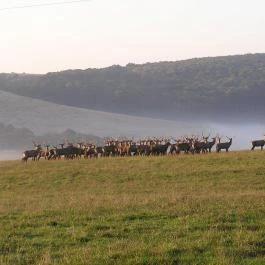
[0,152,265,265]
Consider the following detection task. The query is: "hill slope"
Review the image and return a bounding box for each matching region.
[0,90,208,138]
[1,54,265,121]
[1,152,265,264]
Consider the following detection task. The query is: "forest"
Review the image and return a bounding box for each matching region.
[0,54,265,121]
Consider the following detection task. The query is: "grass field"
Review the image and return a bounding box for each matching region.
[0,151,265,265]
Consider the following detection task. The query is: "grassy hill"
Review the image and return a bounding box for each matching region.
[1,54,265,121]
[0,90,208,138]
[0,151,264,264]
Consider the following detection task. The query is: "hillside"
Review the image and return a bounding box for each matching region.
[0,152,265,264]
[0,90,208,138]
[1,54,265,121]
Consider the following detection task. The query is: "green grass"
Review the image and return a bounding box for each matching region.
[0,151,265,264]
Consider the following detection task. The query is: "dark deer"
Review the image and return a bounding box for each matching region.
[22,144,42,162]
[251,136,265,150]
[192,137,207,154]
[216,137,232,153]
[174,138,192,154]
[204,137,216,153]
[151,141,171,156]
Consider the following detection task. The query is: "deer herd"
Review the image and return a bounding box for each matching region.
[21,134,265,162]
[21,134,237,162]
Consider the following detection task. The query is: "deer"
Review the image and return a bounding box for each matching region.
[151,140,172,156]
[37,145,50,160]
[192,135,208,154]
[204,137,216,153]
[251,135,265,150]
[216,137,232,153]
[173,138,192,154]
[22,144,42,162]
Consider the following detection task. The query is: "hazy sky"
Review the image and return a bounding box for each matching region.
[1,0,265,73]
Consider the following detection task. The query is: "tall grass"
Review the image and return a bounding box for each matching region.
[0,151,264,264]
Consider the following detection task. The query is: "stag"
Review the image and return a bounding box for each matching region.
[251,136,265,150]
[174,138,192,154]
[52,144,81,160]
[95,146,105,158]
[216,137,232,153]
[137,140,152,156]
[151,141,171,156]
[192,136,207,154]
[47,146,57,160]
[103,141,118,157]
[37,145,50,160]
[22,144,42,162]
[128,142,138,156]
[84,144,98,159]
[204,137,216,153]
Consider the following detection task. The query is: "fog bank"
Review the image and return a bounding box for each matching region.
[1,123,264,161]
[208,123,265,150]
[0,150,21,161]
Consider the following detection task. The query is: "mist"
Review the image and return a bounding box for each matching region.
[1,122,265,162]
[0,150,21,161]
[208,122,265,150]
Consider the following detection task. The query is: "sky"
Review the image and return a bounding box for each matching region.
[0,0,265,74]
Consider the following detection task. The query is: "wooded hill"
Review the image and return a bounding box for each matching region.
[1,54,265,121]
[0,123,102,150]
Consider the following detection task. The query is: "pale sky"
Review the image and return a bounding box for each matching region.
[0,0,265,73]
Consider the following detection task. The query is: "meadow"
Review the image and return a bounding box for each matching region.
[0,151,264,265]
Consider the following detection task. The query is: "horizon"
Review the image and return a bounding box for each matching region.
[0,52,262,75]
